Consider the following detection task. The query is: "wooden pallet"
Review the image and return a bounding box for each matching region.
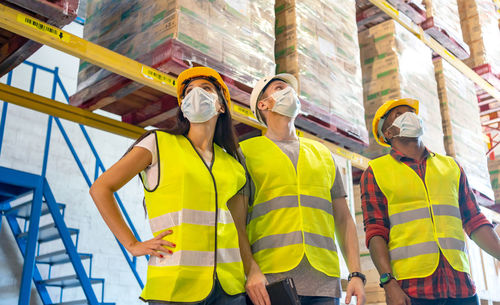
[421,17,470,60]
[0,0,78,76]
[71,39,369,150]
[386,0,427,24]
[356,5,391,32]
[475,64,500,130]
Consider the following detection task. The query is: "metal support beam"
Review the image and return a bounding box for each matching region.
[0,83,145,139]
[19,181,43,305]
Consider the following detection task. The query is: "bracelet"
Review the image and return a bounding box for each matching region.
[348,272,366,285]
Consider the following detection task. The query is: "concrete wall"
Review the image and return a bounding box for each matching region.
[0,22,150,305]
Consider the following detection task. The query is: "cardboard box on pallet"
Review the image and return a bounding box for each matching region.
[421,0,469,59]
[359,20,446,159]
[488,158,500,202]
[434,58,494,200]
[457,0,500,73]
[274,0,368,144]
[422,0,464,42]
[78,0,275,92]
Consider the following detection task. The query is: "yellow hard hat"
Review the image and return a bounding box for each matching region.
[176,66,231,107]
[372,98,419,147]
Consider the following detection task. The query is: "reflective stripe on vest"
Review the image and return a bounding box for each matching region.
[139,132,246,302]
[240,136,339,277]
[369,153,470,280]
[389,205,461,228]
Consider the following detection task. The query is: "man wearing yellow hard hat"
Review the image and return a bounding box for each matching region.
[230,74,366,305]
[361,98,500,305]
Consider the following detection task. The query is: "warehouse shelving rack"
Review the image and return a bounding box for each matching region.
[1,0,500,304]
[2,0,500,167]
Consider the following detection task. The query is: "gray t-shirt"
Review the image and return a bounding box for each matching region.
[242,137,345,298]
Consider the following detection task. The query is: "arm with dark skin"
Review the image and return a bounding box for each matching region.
[471,225,500,260]
[361,166,410,305]
[368,237,411,305]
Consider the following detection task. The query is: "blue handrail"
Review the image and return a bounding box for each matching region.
[0,60,145,288]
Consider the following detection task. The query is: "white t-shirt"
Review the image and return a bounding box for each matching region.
[135,133,213,190]
[135,133,159,190]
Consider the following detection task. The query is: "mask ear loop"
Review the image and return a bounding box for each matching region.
[378,116,388,143]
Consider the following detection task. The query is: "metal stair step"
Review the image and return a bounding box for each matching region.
[17,223,78,243]
[6,201,65,218]
[36,274,105,288]
[52,300,115,305]
[36,250,92,265]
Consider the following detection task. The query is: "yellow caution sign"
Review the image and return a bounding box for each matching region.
[17,14,69,42]
[141,66,176,87]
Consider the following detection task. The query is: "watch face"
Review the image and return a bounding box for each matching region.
[381,273,390,282]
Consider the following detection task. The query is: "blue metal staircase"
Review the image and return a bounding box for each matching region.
[0,166,114,305]
[0,61,145,304]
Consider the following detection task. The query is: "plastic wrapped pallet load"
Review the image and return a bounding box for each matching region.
[78,0,275,94]
[274,0,368,148]
[457,0,500,72]
[434,58,494,201]
[421,0,470,59]
[359,19,445,158]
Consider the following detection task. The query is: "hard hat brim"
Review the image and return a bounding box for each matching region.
[372,98,419,147]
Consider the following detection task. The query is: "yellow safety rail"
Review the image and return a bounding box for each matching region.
[0,83,145,139]
[0,3,371,169]
[368,0,500,102]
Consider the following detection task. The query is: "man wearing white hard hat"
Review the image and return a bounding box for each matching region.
[231,74,366,305]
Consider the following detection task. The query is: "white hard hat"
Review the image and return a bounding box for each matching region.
[249,73,299,124]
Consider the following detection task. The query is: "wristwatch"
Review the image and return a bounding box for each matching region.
[348,272,366,285]
[379,272,395,288]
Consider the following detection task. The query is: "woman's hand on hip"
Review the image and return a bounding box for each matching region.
[128,229,175,258]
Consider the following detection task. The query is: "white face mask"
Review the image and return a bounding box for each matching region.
[390,111,424,138]
[181,87,219,123]
[269,86,301,118]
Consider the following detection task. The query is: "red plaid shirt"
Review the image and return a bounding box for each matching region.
[360,148,493,299]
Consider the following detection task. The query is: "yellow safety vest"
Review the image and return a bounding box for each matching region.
[240,136,339,276]
[139,132,246,302]
[369,153,470,280]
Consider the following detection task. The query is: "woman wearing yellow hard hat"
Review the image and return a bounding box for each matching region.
[90,66,247,304]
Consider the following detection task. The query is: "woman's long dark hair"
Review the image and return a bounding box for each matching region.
[128,80,242,216]
[126,80,242,162]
